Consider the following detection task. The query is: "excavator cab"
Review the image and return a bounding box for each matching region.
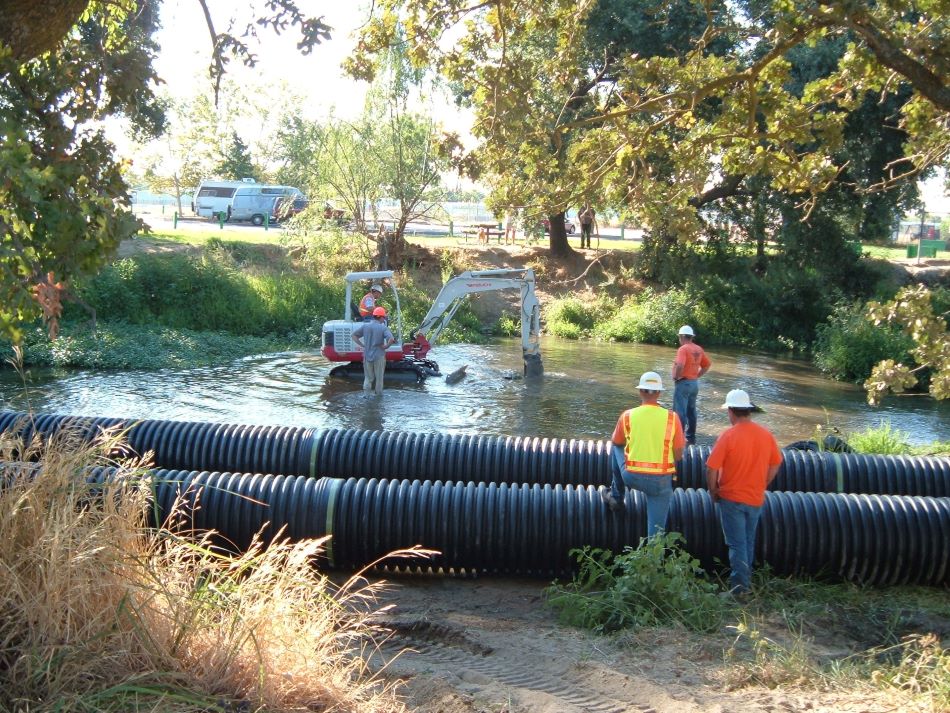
[321,268,543,383]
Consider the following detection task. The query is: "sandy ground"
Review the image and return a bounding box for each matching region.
[365,577,921,713]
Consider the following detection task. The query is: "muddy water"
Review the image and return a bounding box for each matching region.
[0,337,947,447]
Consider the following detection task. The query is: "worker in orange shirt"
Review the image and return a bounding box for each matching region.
[358,284,383,321]
[706,389,783,596]
[672,325,711,445]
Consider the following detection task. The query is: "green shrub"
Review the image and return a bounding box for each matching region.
[19,322,293,369]
[545,297,598,339]
[593,287,696,344]
[69,253,343,337]
[544,533,724,633]
[813,302,913,382]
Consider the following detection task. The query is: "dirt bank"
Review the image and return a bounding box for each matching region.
[368,577,927,713]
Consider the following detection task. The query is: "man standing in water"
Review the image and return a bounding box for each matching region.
[352,307,394,395]
[602,371,685,538]
[672,325,711,445]
[706,389,783,596]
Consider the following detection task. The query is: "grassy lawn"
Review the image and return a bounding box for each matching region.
[861,243,912,260]
[139,226,288,248]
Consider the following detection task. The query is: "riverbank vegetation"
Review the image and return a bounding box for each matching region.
[546,535,950,712]
[0,431,401,712]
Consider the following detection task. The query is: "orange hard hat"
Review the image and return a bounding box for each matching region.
[372,306,387,317]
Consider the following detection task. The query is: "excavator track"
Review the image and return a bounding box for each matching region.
[329,358,441,384]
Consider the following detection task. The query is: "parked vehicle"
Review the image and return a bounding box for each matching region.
[193,179,254,219]
[541,217,576,235]
[230,184,303,225]
[273,196,310,222]
[192,179,304,224]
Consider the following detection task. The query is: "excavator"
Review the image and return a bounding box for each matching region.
[321,268,543,382]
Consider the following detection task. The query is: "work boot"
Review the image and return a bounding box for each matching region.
[600,489,625,513]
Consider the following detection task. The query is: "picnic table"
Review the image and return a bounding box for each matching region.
[460,223,508,245]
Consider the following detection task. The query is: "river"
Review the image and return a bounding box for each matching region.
[0,338,947,446]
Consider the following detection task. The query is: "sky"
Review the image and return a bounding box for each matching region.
[153,2,371,120]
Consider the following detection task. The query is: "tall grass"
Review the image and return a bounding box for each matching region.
[0,425,402,712]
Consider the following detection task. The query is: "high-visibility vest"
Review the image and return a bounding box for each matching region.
[358,292,376,317]
[623,406,677,475]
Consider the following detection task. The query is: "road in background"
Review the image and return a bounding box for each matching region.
[138,209,646,244]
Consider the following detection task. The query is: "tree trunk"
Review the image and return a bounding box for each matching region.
[547,211,574,257]
[0,0,89,62]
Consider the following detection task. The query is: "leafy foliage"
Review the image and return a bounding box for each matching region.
[0,3,163,342]
[351,0,948,241]
[545,534,724,633]
[865,286,950,404]
[814,302,913,383]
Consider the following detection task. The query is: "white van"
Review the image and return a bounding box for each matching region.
[193,179,255,219]
[229,185,304,225]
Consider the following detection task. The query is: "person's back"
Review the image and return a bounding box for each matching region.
[353,320,393,362]
[708,420,779,506]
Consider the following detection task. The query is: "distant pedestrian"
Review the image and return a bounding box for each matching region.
[602,371,685,539]
[706,389,783,596]
[578,204,596,249]
[504,209,517,244]
[352,306,395,395]
[672,325,711,445]
[358,284,384,321]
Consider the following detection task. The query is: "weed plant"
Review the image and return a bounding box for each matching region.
[544,534,724,634]
[0,425,402,712]
[721,573,950,709]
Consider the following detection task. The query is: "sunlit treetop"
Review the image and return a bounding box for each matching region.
[348,0,949,234]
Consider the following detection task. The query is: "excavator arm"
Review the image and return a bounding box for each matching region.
[411,269,543,377]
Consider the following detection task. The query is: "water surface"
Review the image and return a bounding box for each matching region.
[1,338,947,447]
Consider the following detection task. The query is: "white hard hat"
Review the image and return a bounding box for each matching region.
[678,325,695,336]
[371,284,383,293]
[722,389,754,409]
[637,371,664,391]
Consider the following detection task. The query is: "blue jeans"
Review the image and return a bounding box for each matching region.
[673,378,699,443]
[610,446,673,538]
[718,498,762,593]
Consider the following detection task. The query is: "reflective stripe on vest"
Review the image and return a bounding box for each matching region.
[623,407,676,474]
[359,293,375,317]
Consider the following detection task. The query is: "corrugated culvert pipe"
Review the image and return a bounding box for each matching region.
[81,467,950,586]
[4,411,950,496]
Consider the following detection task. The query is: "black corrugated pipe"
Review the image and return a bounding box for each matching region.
[4,411,950,496]
[80,467,950,586]
[0,411,316,477]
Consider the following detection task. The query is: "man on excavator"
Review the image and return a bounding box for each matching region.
[358,284,383,321]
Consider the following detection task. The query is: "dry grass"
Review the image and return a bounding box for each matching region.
[0,424,403,712]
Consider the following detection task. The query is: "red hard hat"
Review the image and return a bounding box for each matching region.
[372,306,387,317]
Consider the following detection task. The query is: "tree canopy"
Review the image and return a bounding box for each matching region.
[350,0,948,237]
[0,0,332,341]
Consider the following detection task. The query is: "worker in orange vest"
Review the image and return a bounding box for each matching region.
[602,371,685,539]
[358,284,383,321]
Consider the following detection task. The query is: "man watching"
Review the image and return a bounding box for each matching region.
[672,325,711,445]
[352,306,395,395]
[706,388,783,596]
